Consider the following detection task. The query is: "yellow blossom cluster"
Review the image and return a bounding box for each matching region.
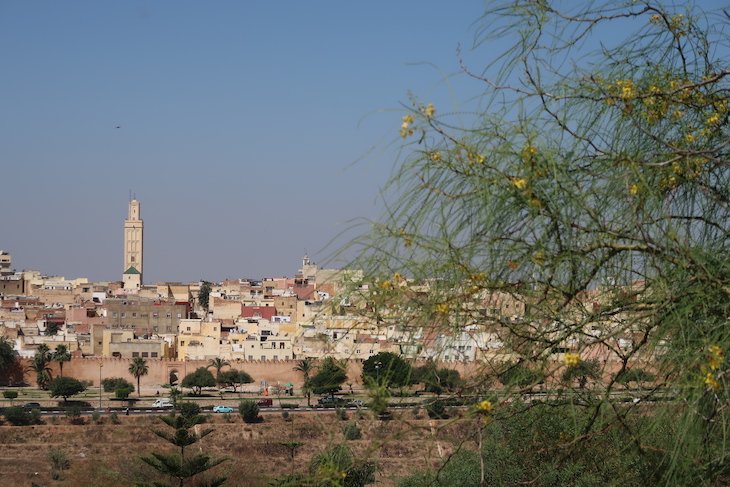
[435,302,449,315]
[708,345,724,371]
[398,227,413,248]
[379,279,393,291]
[511,177,528,190]
[423,103,435,118]
[521,144,538,162]
[629,184,639,196]
[429,151,442,162]
[564,353,581,366]
[704,372,720,391]
[475,400,492,413]
[400,114,414,138]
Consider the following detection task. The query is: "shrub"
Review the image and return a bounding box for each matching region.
[336,407,348,421]
[239,400,260,423]
[110,412,120,424]
[282,410,291,421]
[66,406,85,425]
[48,447,70,481]
[2,390,18,401]
[344,422,362,440]
[178,401,202,418]
[426,400,448,420]
[4,406,34,426]
[102,377,134,393]
[91,411,102,424]
[115,386,134,400]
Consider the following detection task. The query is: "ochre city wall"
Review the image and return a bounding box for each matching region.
[15,357,478,392]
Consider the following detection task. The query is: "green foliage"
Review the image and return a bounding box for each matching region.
[178,401,202,418]
[102,377,134,393]
[128,357,149,398]
[238,399,260,423]
[217,369,253,392]
[343,422,362,440]
[0,336,17,371]
[294,358,315,407]
[207,357,230,382]
[65,405,85,425]
[182,367,216,395]
[110,412,120,424]
[561,360,600,389]
[114,386,134,400]
[3,390,18,401]
[361,352,411,388]
[616,368,656,385]
[27,347,53,390]
[52,345,72,376]
[140,399,227,486]
[425,400,448,420]
[48,447,70,480]
[199,280,212,311]
[498,363,544,389]
[309,444,376,487]
[309,357,347,397]
[4,406,40,426]
[49,376,86,402]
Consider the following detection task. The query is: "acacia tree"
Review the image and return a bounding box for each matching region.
[309,357,347,401]
[217,369,253,393]
[346,1,729,483]
[129,357,149,398]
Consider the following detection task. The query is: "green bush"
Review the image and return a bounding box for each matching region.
[110,412,120,424]
[65,406,85,425]
[344,422,362,440]
[238,400,260,423]
[281,410,291,421]
[426,400,448,420]
[114,386,134,400]
[336,407,348,421]
[102,377,134,393]
[2,390,18,401]
[178,401,202,418]
[4,406,34,426]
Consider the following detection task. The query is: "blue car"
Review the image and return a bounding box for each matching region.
[213,405,234,413]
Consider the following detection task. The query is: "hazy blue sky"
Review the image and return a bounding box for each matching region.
[1,1,493,282]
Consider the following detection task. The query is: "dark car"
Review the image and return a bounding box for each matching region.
[257,398,273,408]
[23,402,42,410]
[317,396,348,407]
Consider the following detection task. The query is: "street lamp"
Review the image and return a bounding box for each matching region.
[98,362,104,410]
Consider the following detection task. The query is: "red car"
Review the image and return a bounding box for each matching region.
[257,398,273,408]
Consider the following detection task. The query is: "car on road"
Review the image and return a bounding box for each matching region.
[257,398,273,408]
[212,405,234,413]
[317,396,348,407]
[151,399,173,409]
[23,402,42,410]
[346,400,364,408]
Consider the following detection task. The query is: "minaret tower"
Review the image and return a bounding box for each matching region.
[123,198,143,289]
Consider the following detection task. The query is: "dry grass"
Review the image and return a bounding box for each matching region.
[0,410,466,486]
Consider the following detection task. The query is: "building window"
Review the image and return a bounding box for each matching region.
[151,352,158,357]
[142,352,148,357]
[273,355,278,361]
[177,313,182,318]
[132,312,137,318]
[166,313,171,318]
[261,356,266,361]
[280,342,285,349]
[249,355,253,361]
[121,312,126,318]
[153,312,159,318]
[132,352,139,357]
[186,327,191,331]
[112,312,118,318]
[180,341,185,346]
[356,349,361,354]
[284,356,289,360]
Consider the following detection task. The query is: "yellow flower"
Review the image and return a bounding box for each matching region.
[685,133,695,143]
[629,184,639,195]
[400,114,415,138]
[671,162,682,174]
[521,144,538,160]
[402,114,414,125]
[424,103,435,118]
[435,303,449,315]
[393,272,403,283]
[476,400,492,413]
[379,280,393,290]
[615,79,636,100]
[564,353,581,366]
[429,151,442,162]
[650,14,662,24]
[706,113,720,126]
[708,345,724,370]
[511,177,528,190]
[704,372,720,391]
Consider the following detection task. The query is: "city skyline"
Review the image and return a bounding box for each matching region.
[1,1,488,283]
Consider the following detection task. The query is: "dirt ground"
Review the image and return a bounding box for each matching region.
[0,409,472,486]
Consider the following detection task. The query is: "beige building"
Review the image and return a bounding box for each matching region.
[103,297,189,335]
[102,329,169,359]
[177,318,222,360]
[123,198,144,289]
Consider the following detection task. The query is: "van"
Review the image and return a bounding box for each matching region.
[152,399,173,409]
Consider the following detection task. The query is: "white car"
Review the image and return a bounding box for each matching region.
[152,399,173,409]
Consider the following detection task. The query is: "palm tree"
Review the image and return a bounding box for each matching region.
[52,345,72,377]
[293,358,315,407]
[128,357,149,398]
[27,349,53,390]
[207,357,230,384]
